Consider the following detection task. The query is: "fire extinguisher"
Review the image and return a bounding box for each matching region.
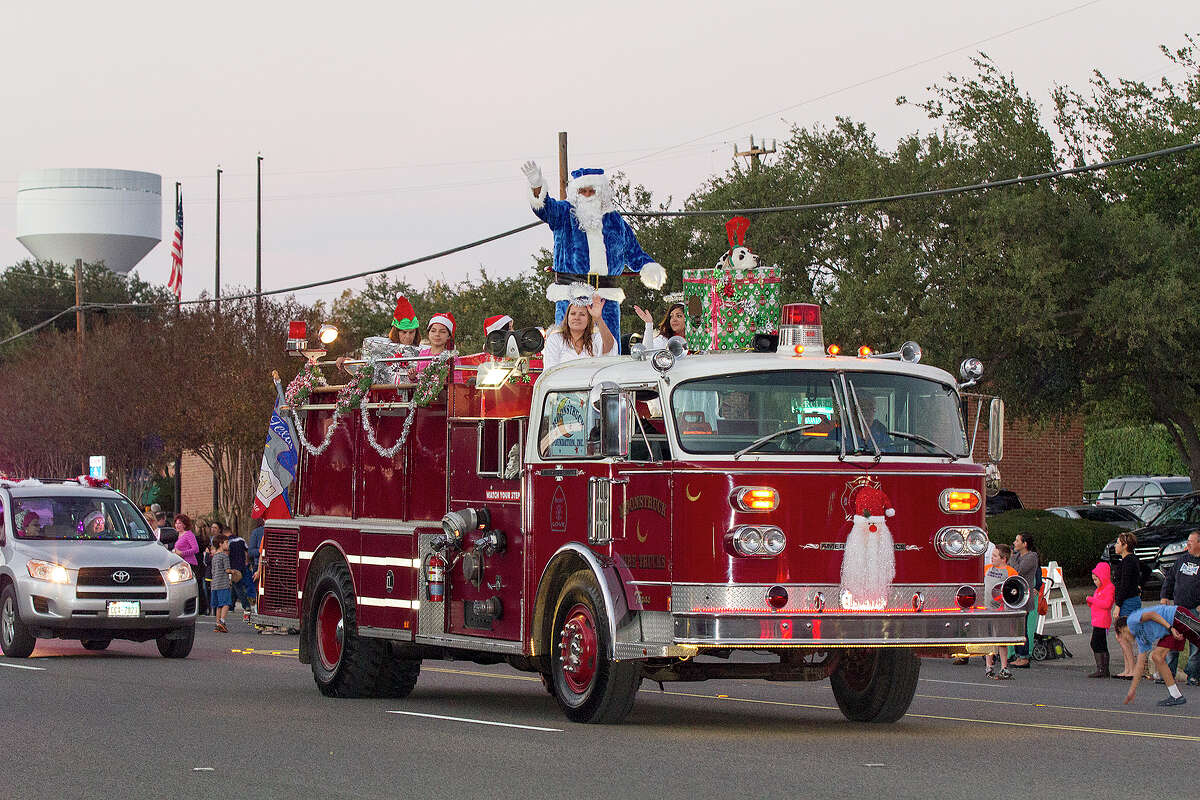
[425,553,446,602]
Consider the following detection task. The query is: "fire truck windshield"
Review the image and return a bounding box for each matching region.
[671,370,968,458]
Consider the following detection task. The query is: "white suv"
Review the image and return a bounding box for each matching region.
[0,479,198,658]
[1095,475,1193,521]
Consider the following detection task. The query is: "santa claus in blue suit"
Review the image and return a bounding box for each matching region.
[523,161,667,341]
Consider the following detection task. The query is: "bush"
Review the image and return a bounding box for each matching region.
[986,510,1119,585]
[1084,424,1187,492]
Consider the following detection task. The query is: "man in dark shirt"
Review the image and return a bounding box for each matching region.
[1161,530,1200,685]
[156,512,178,549]
[226,526,252,614]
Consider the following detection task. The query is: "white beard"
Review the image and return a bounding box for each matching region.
[839,515,896,610]
[573,193,605,233]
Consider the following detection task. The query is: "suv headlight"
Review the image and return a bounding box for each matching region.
[1161,540,1187,557]
[27,559,72,584]
[166,562,194,584]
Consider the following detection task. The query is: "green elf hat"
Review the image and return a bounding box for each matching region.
[391,294,420,331]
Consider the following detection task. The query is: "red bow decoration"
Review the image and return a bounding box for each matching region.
[726,216,750,248]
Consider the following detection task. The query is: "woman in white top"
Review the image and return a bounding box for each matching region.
[542,295,617,368]
[633,302,686,350]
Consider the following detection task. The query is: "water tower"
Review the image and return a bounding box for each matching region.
[16,168,162,273]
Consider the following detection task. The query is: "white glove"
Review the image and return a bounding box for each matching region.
[522,160,544,188]
[640,262,667,291]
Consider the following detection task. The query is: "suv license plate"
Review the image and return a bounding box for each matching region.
[107,601,140,618]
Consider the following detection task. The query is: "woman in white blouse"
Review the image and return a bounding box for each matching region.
[633,302,686,350]
[542,295,617,368]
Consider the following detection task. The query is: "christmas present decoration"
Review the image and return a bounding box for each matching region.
[683,218,781,351]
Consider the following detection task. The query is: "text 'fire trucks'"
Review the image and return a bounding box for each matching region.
[252,303,1026,724]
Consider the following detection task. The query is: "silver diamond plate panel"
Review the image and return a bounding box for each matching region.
[672,583,980,613]
[417,533,445,636]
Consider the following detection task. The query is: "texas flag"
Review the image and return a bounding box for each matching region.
[252,391,297,520]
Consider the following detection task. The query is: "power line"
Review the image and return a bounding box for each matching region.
[2,136,1195,346]
[617,0,1107,170]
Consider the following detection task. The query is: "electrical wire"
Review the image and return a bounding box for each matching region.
[2,136,1196,346]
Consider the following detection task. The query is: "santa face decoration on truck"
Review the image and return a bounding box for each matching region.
[839,482,898,610]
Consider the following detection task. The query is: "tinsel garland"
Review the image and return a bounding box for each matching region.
[361,351,456,459]
[291,408,341,456]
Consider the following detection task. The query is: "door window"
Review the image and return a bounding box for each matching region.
[538,391,595,459]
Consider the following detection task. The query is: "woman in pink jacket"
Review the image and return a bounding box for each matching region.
[1085,561,1116,678]
[171,514,203,614]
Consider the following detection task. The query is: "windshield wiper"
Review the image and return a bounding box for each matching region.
[886,429,960,461]
[733,425,818,460]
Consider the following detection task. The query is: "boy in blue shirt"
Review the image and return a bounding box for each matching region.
[1116,604,1190,707]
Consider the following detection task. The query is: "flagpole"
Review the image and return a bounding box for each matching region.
[173,180,182,516]
[215,166,221,312]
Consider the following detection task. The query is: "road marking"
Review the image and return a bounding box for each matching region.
[920,678,1006,688]
[192,767,215,772]
[387,711,562,732]
[917,693,1200,720]
[0,662,46,671]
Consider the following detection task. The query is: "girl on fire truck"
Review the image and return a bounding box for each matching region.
[542,294,616,368]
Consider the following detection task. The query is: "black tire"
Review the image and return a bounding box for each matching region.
[157,625,195,658]
[1031,639,1049,661]
[308,559,419,698]
[830,647,921,723]
[0,584,36,658]
[81,639,111,651]
[548,571,640,724]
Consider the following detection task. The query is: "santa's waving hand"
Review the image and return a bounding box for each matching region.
[522,160,666,341]
[839,486,897,610]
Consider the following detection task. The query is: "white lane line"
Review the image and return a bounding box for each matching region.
[0,662,46,671]
[920,678,1004,688]
[386,710,562,732]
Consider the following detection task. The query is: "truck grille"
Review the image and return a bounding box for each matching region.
[77,567,165,587]
[260,529,299,618]
[1134,546,1160,564]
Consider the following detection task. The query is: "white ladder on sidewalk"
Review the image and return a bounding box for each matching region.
[1037,560,1082,635]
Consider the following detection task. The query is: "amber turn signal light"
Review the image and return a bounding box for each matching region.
[939,489,981,513]
[733,487,779,512]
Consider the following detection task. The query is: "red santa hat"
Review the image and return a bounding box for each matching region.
[17,510,40,530]
[428,312,455,337]
[853,486,895,519]
[391,294,420,331]
[484,315,513,335]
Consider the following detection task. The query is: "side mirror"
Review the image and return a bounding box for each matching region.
[588,383,630,458]
[988,398,1004,463]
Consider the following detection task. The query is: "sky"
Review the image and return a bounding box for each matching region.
[2,0,1197,316]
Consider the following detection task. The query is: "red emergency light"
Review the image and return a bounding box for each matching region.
[288,320,307,341]
[780,303,821,326]
[777,303,824,355]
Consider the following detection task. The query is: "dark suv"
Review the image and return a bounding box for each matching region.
[1104,491,1200,594]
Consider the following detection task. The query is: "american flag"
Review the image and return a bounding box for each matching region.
[167,193,183,300]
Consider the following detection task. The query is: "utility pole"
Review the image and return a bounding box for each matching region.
[734,136,776,173]
[215,166,221,311]
[558,131,568,200]
[256,153,263,340]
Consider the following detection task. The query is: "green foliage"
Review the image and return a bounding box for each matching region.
[1084,425,1188,490]
[986,510,1120,585]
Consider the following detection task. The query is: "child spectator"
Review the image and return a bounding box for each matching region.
[1086,561,1116,678]
[983,544,1016,680]
[209,533,232,633]
[1115,604,1196,707]
[225,524,252,614]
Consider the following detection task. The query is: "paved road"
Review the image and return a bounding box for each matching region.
[3,611,1196,800]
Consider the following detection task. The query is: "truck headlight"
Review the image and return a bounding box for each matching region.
[1161,540,1187,557]
[166,562,194,584]
[27,559,72,584]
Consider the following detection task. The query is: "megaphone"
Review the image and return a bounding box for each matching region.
[999,576,1029,610]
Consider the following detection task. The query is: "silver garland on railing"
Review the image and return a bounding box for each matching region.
[291,408,342,456]
[361,404,415,458]
[359,350,457,459]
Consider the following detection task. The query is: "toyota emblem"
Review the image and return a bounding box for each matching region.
[111,570,131,584]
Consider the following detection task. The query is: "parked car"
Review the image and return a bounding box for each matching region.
[1093,475,1192,521]
[0,479,198,658]
[1046,504,1143,530]
[986,489,1023,516]
[1134,497,1173,524]
[1104,490,1200,594]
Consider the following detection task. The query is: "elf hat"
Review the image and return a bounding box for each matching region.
[853,485,895,519]
[428,312,455,337]
[484,314,513,335]
[391,294,420,331]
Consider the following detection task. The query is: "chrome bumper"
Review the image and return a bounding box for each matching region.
[672,610,1026,647]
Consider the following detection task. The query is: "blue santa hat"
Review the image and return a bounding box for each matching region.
[566,167,612,205]
[570,167,604,179]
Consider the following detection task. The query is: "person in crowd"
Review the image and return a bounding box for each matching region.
[17,511,43,538]
[1086,561,1116,678]
[207,521,221,548]
[226,524,253,615]
[1111,531,1142,678]
[209,533,232,633]
[542,295,616,369]
[247,516,265,578]
[156,512,178,549]
[171,514,204,615]
[142,507,157,531]
[633,302,686,351]
[1009,532,1040,667]
[408,313,456,380]
[984,544,1016,680]
[1160,530,1200,686]
[1116,604,1196,706]
[81,510,106,538]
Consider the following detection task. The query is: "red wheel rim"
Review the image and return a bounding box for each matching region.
[557,602,599,695]
[316,592,344,671]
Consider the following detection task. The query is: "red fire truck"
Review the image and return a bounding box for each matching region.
[253,304,1026,724]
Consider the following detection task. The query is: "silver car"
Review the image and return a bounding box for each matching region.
[0,480,198,658]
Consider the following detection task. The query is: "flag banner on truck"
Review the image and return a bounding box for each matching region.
[252,391,297,520]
